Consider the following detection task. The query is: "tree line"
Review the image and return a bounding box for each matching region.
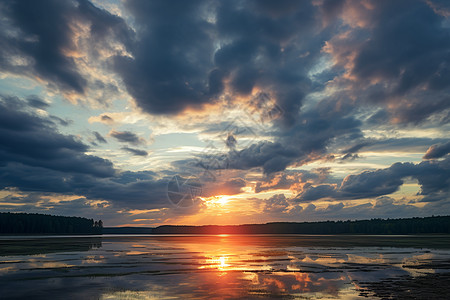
[2,213,449,235]
[152,216,450,234]
[0,212,103,234]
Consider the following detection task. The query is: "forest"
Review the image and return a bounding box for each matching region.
[2,213,450,235]
[152,215,450,234]
[0,212,103,234]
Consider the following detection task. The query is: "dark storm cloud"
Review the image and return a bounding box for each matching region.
[0,0,132,94]
[179,97,362,174]
[352,1,450,96]
[423,141,450,159]
[110,130,144,145]
[112,0,327,123]
[218,107,362,173]
[0,163,171,208]
[0,96,115,177]
[2,0,448,128]
[326,0,450,124]
[113,0,217,114]
[80,174,170,207]
[296,157,450,203]
[213,0,324,126]
[75,0,134,52]
[181,99,443,176]
[0,96,170,209]
[122,146,148,157]
[320,0,346,23]
[0,0,86,92]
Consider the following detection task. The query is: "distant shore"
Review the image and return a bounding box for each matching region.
[2,213,450,236]
[107,215,450,235]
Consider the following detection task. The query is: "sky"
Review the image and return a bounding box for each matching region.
[0,0,449,227]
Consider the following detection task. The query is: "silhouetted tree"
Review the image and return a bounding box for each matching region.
[0,212,104,234]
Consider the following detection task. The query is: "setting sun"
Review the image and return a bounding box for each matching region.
[201,195,232,207]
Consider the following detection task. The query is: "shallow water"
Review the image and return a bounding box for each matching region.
[1,235,450,299]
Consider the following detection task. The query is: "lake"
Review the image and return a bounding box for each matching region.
[1,235,450,299]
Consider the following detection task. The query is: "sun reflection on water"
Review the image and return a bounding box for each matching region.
[200,255,230,271]
[2,235,449,299]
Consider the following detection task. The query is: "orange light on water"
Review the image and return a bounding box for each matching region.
[218,256,229,269]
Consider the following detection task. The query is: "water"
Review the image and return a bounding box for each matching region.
[1,235,450,299]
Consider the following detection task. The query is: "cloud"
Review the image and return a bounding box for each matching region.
[122,146,148,156]
[213,0,326,126]
[110,130,144,145]
[423,141,450,159]
[202,177,246,197]
[296,184,339,202]
[358,138,449,153]
[2,0,448,128]
[0,95,115,178]
[0,0,133,98]
[112,0,218,115]
[26,95,50,109]
[255,169,331,193]
[93,131,107,144]
[49,115,72,127]
[1,0,450,224]
[0,0,86,92]
[324,0,450,124]
[296,157,450,203]
[199,106,362,174]
[252,194,450,222]
[291,198,428,221]
[0,96,254,211]
[0,96,172,209]
[81,173,170,208]
[262,194,290,214]
[0,160,172,210]
[101,115,114,124]
[110,0,328,126]
[427,0,450,17]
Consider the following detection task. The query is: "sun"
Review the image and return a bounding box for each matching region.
[215,195,231,205]
[201,195,232,207]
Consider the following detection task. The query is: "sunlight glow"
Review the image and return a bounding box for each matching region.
[200,256,230,271]
[201,195,232,207]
